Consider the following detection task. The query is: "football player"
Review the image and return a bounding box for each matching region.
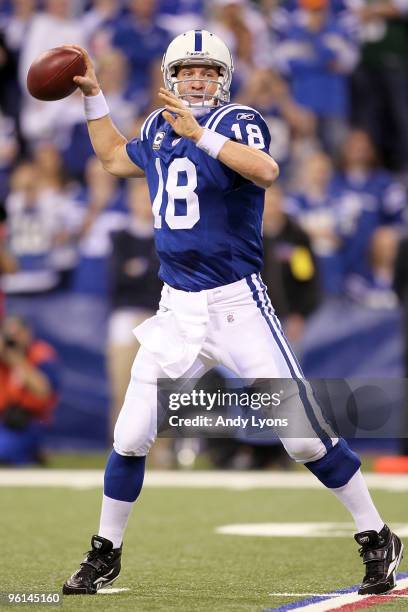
[62,31,403,597]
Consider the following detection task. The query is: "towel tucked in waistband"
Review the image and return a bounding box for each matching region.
[133,286,209,379]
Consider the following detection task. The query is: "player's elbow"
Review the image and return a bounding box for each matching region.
[101,159,115,175]
[101,151,123,177]
[257,159,280,189]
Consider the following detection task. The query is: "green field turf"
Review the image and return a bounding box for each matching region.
[1,483,407,611]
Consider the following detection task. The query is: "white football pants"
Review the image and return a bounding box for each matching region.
[114,273,337,461]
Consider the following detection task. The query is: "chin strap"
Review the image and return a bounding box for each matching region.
[188,105,213,117]
[172,80,221,115]
[180,97,218,117]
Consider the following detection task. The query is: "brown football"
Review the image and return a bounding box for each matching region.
[27,47,86,101]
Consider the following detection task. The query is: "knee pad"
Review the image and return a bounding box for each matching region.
[114,426,156,456]
[281,436,328,463]
[113,357,158,455]
[305,438,361,488]
[114,398,157,456]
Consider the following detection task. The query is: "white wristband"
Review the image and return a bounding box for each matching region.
[196,128,229,158]
[83,90,110,121]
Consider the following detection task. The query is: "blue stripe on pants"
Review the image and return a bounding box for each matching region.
[258,274,336,445]
[246,275,332,450]
[257,274,306,376]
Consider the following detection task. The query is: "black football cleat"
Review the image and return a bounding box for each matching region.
[355,524,403,595]
[62,535,122,595]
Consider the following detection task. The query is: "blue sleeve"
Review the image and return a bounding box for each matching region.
[214,107,271,155]
[126,109,165,171]
[126,138,147,171]
[207,107,272,189]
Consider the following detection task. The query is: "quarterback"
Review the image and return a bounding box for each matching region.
[62,31,402,596]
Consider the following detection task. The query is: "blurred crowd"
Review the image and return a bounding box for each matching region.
[1,0,408,464]
[1,0,408,308]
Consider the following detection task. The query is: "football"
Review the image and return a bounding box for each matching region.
[26,47,86,101]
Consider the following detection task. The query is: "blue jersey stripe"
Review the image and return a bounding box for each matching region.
[141,108,164,141]
[194,30,202,51]
[204,104,239,129]
[246,275,332,448]
[205,103,261,131]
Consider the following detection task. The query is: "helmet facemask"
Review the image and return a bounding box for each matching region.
[161,30,234,115]
[164,60,231,113]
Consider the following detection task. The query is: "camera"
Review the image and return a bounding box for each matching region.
[0,330,20,354]
[4,336,18,349]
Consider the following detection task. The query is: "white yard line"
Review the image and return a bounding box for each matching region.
[0,470,407,491]
[217,522,408,538]
[269,593,408,598]
[98,587,130,594]
[269,593,344,597]
[268,577,408,611]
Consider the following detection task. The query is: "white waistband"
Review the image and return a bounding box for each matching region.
[164,273,258,308]
[134,273,262,378]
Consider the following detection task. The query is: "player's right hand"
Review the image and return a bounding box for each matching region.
[62,44,100,97]
[158,88,203,142]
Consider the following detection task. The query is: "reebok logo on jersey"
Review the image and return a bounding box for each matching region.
[236,113,254,120]
[153,131,166,150]
[172,138,181,146]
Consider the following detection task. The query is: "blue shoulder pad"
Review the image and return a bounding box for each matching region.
[126,108,165,170]
[203,104,271,154]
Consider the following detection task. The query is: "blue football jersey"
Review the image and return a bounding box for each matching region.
[126,103,271,291]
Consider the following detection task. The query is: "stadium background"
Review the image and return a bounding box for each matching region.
[1,0,408,463]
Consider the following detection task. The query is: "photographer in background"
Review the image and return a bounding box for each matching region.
[0,315,60,465]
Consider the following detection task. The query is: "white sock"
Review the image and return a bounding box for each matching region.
[98,494,133,548]
[330,469,384,533]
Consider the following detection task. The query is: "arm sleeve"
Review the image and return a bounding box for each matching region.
[206,107,272,189]
[214,108,271,155]
[126,138,147,171]
[126,109,165,171]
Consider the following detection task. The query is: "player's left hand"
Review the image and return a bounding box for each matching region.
[158,88,203,143]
